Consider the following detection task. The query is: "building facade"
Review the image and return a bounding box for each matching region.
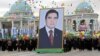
[65,2,99,33]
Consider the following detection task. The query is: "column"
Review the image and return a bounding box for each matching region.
[65,19,68,32]
[76,20,80,32]
[66,19,68,32]
[92,19,94,31]
[0,22,2,29]
[86,19,90,31]
[12,20,14,28]
[34,19,36,36]
[95,19,98,32]
[63,19,66,31]
[70,20,73,32]
[28,20,30,29]
[11,20,14,38]
[93,19,99,32]
[20,20,23,29]
[27,20,30,37]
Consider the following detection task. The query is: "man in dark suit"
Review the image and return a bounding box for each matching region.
[39,9,62,48]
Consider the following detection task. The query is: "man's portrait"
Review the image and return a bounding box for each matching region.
[38,8,63,48]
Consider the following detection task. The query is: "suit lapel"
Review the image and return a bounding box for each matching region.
[44,27,51,46]
[54,28,58,45]
[44,27,49,38]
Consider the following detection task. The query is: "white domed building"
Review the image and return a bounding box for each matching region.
[0,0,35,38]
[65,2,99,33]
[4,0,33,29]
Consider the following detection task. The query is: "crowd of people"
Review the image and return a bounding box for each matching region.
[0,38,37,51]
[63,36,100,52]
[0,32,100,52]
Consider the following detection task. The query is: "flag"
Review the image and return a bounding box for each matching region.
[61,3,64,6]
[71,3,72,6]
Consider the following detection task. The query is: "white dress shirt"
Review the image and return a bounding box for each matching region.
[45,26,54,37]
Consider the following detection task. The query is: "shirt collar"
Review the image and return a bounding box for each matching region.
[45,26,54,36]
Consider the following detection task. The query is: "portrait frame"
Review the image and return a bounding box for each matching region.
[36,8,64,53]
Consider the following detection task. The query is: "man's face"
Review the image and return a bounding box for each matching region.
[46,13,58,29]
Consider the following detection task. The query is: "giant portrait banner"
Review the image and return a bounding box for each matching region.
[36,8,64,53]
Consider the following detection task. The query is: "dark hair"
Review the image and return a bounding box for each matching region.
[45,9,59,19]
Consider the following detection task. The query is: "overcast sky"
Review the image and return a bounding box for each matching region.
[0,0,100,21]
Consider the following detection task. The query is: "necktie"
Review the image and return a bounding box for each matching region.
[49,30,54,46]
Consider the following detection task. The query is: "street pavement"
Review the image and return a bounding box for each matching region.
[0,50,100,56]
